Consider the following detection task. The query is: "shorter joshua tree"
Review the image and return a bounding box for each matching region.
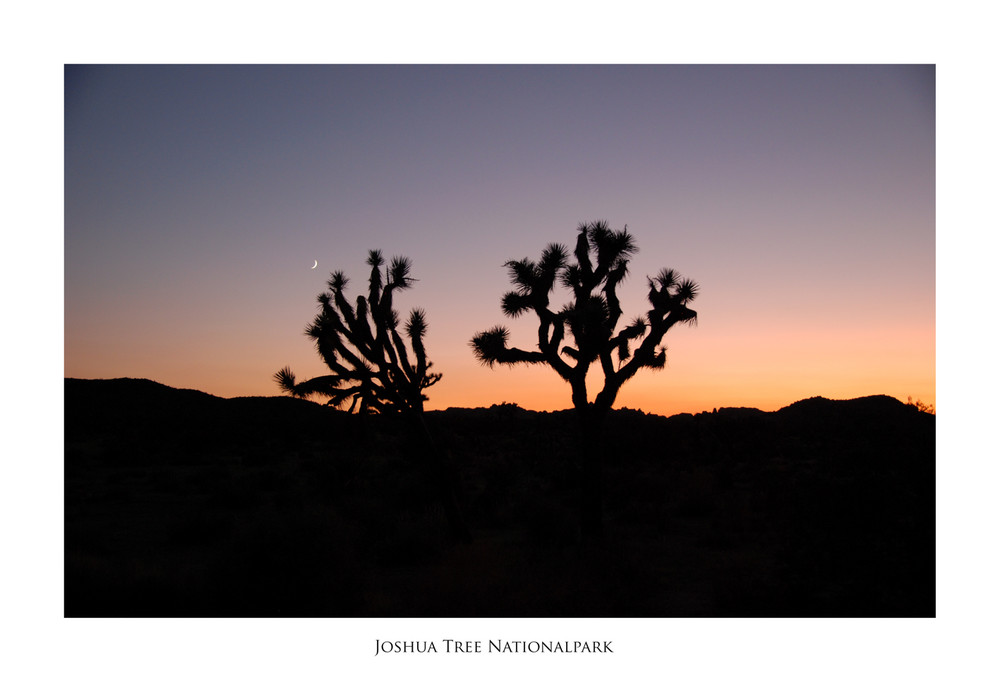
[275,250,441,415]
[276,249,470,542]
[471,221,699,536]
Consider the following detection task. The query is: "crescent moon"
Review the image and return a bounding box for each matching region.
[311,260,318,269]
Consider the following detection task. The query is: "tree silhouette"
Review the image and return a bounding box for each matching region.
[274,250,441,415]
[471,221,699,536]
[276,249,470,543]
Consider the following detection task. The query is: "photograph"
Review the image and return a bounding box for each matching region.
[64,64,935,619]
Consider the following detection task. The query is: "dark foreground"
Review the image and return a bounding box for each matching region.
[65,378,935,617]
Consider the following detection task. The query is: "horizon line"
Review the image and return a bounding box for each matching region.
[63,376,932,419]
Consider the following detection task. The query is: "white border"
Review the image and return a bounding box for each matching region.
[5,1,993,680]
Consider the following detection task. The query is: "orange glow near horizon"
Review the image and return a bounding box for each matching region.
[63,246,936,417]
[65,310,935,417]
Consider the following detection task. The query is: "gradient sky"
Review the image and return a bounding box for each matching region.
[64,64,935,416]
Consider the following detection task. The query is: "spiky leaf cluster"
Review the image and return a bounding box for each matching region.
[275,250,441,414]
[471,221,698,412]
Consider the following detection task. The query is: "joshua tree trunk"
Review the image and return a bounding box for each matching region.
[412,414,473,544]
[579,416,605,539]
[573,394,611,539]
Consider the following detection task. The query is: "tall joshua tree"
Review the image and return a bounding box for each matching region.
[471,221,699,536]
[276,249,471,542]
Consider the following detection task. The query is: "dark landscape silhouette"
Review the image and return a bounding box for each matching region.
[65,377,934,617]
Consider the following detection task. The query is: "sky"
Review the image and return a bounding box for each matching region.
[64,64,935,416]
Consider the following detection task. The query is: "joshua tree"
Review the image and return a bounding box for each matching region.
[274,250,441,415]
[276,249,470,543]
[471,221,699,536]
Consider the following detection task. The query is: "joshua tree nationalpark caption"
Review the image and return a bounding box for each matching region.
[373,639,614,655]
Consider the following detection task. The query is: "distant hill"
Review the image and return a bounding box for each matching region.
[65,377,356,463]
